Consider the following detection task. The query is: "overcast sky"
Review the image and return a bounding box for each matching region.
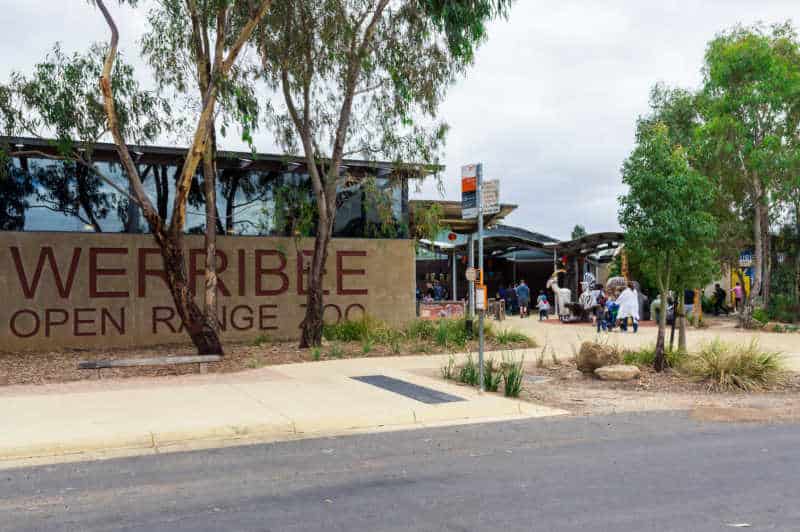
[2,1,799,240]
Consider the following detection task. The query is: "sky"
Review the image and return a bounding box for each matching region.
[1,1,799,240]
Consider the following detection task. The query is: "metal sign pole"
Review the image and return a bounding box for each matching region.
[451,248,457,301]
[477,163,485,393]
[468,234,475,317]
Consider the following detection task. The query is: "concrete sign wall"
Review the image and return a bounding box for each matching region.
[0,232,415,351]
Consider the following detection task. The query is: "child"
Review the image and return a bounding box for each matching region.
[536,291,549,321]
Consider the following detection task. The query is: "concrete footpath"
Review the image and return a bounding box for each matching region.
[0,353,565,465]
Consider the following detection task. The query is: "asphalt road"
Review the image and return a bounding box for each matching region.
[1,412,799,532]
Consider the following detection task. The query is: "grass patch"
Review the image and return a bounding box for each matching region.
[458,354,480,386]
[494,328,536,347]
[622,344,687,368]
[483,358,502,392]
[681,339,784,391]
[441,355,456,380]
[245,355,265,369]
[328,344,345,359]
[502,354,525,397]
[362,338,374,355]
[252,333,271,346]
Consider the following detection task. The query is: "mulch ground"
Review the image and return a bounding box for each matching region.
[0,337,532,387]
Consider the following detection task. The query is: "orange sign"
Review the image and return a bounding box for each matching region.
[461,176,476,193]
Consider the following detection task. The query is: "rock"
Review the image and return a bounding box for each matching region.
[561,369,585,381]
[594,364,641,381]
[576,342,620,373]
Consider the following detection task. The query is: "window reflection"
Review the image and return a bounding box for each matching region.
[2,154,409,238]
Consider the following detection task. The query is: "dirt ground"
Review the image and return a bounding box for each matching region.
[505,315,800,372]
[520,361,800,422]
[0,335,532,387]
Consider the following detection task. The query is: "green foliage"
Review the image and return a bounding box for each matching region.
[458,354,480,386]
[311,347,322,361]
[681,339,784,391]
[328,344,345,359]
[434,319,470,348]
[324,316,388,343]
[619,120,719,367]
[570,224,587,240]
[419,0,512,63]
[752,307,769,325]
[501,354,524,397]
[405,319,438,341]
[441,355,456,380]
[483,358,502,392]
[494,328,536,347]
[245,355,265,369]
[252,333,271,346]
[623,345,686,368]
[362,337,374,355]
[768,293,800,324]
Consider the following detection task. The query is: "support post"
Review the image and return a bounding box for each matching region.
[452,247,457,301]
[477,163,485,393]
[468,233,475,318]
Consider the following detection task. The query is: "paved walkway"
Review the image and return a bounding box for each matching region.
[0,353,564,465]
[502,316,800,371]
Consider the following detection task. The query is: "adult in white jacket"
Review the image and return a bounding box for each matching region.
[616,282,640,333]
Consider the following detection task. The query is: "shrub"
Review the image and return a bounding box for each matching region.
[502,354,525,397]
[752,307,769,325]
[389,335,402,354]
[434,319,470,349]
[324,316,390,343]
[494,328,536,347]
[681,339,784,391]
[458,354,480,386]
[768,294,800,324]
[252,333,271,346]
[246,355,265,368]
[329,344,345,359]
[362,338,373,354]
[311,347,322,361]
[405,319,437,341]
[623,345,686,368]
[441,355,456,380]
[483,358,502,392]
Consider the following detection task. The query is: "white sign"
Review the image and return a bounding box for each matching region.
[475,286,486,310]
[482,180,500,215]
[465,267,477,282]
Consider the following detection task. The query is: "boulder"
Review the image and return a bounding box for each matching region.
[576,342,620,373]
[594,364,641,381]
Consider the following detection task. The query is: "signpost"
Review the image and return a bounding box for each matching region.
[461,163,497,392]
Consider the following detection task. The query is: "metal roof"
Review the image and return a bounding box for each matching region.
[2,136,440,178]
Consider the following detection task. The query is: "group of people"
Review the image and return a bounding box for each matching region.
[594,281,642,333]
[416,281,450,302]
[497,281,535,318]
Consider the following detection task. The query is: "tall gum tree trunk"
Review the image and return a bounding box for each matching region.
[678,296,687,353]
[654,291,668,372]
[162,232,224,354]
[300,229,331,348]
[203,145,219,335]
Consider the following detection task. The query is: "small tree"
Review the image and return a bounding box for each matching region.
[93,0,273,354]
[619,123,717,371]
[256,0,510,347]
[570,224,587,240]
[695,23,800,317]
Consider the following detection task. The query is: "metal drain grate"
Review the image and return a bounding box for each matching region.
[351,375,465,404]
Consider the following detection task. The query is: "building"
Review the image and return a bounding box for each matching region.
[0,136,428,350]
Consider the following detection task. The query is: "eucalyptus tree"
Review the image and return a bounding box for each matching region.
[255,0,512,347]
[619,123,718,371]
[141,0,263,333]
[695,23,800,316]
[0,43,169,232]
[93,0,273,354]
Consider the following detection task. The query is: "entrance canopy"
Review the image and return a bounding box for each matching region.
[544,232,624,263]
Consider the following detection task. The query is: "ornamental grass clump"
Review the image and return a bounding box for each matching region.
[483,358,502,392]
[681,339,784,391]
[458,354,480,386]
[494,328,537,347]
[502,354,525,397]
